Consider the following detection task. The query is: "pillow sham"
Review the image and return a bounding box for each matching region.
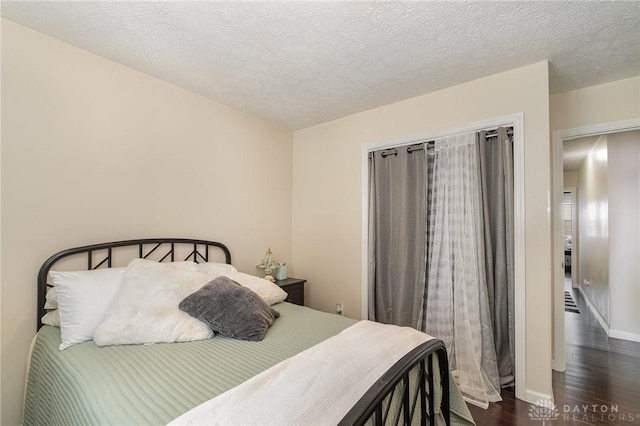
[52,267,126,350]
[196,262,237,277]
[41,310,60,327]
[221,272,287,305]
[179,276,279,341]
[93,259,214,347]
[44,286,58,309]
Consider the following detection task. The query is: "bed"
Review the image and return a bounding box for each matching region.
[24,238,475,425]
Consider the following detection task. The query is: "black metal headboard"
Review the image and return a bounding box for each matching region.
[37,238,232,329]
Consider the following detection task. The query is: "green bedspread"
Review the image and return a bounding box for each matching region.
[24,303,474,425]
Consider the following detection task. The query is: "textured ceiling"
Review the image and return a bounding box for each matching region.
[2,1,639,129]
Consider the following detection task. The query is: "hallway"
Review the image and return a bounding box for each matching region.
[468,276,640,425]
[554,276,640,425]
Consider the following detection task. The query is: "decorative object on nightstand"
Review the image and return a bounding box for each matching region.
[275,278,306,306]
[275,263,287,280]
[257,248,278,282]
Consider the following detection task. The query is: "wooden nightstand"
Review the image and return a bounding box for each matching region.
[275,278,306,306]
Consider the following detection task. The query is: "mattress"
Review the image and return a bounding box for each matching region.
[24,302,474,425]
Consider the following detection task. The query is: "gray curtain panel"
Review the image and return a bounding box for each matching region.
[478,127,515,388]
[368,145,427,327]
[417,144,435,331]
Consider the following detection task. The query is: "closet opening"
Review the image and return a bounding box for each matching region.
[361,114,527,405]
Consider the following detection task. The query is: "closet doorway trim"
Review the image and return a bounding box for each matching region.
[360,112,525,401]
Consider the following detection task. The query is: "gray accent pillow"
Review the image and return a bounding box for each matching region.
[179,276,280,341]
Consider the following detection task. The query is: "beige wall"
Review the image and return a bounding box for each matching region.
[577,136,610,324]
[0,17,3,424]
[550,76,640,131]
[1,20,292,425]
[576,131,640,338]
[607,130,640,337]
[292,62,552,400]
[564,171,578,187]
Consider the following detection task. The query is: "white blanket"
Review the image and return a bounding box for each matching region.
[169,320,433,426]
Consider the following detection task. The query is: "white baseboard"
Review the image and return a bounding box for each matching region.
[576,287,640,342]
[525,389,554,405]
[578,286,610,334]
[552,358,565,372]
[609,329,640,343]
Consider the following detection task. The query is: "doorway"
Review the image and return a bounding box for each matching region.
[552,119,640,372]
[562,188,577,289]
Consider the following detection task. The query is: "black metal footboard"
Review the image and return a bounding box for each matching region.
[339,339,450,426]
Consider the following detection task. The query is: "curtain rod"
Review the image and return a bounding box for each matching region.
[484,127,514,139]
[378,126,513,157]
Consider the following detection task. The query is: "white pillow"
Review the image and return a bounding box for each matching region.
[41,310,60,327]
[222,272,287,305]
[196,262,237,277]
[52,268,126,350]
[93,259,214,347]
[44,286,58,309]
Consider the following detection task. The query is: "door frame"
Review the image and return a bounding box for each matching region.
[361,112,526,400]
[551,118,640,372]
[562,187,578,288]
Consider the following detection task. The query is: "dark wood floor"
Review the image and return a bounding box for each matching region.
[467,275,640,425]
